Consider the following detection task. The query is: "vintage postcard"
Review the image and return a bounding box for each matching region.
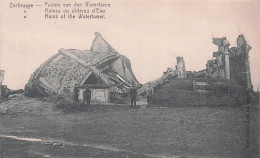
[0,0,259,157]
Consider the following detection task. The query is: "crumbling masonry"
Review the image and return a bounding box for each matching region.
[24,33,139,101]
[206,34,252,89]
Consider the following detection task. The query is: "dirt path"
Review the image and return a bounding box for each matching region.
[0,134,179,158]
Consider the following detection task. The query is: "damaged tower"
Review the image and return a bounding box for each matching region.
[207,34,252,89]
[229,34,252,89]
[211,37,230,79]
[176,56,187,78]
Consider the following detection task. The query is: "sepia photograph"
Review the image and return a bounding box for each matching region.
[0,0,259,157]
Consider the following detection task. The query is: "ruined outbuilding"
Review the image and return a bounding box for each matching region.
[0,70,24,99]
[0,70,5,97]
[25,33,139,101]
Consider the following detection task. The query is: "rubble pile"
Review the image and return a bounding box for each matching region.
[151,34,257,107]
[24,32,139,101]
[152,78,249,107]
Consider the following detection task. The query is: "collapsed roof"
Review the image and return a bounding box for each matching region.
[25,32,139,97]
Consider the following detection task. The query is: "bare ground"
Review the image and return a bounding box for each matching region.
[0,96,259,158]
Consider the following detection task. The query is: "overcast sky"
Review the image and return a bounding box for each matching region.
[0,0,260,90]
